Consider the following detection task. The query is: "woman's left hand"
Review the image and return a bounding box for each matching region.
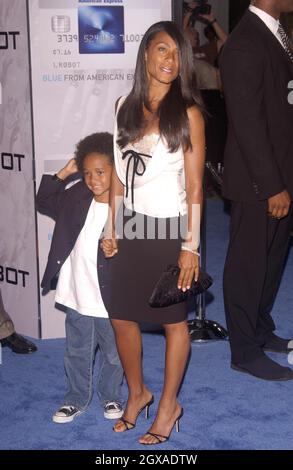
[177,250,199,291]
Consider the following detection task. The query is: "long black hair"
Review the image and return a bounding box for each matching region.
[117,21,203,153]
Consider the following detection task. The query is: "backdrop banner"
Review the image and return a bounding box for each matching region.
[29,0,172,338]
[0,0,39,337]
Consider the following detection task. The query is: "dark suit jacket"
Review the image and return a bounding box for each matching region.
[220,10,293,202]
[36,175,110,297]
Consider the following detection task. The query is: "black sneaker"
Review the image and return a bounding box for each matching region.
[104,402,123,420]
[52,405,82,423]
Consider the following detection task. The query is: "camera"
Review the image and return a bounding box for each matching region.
[183,1,212,17]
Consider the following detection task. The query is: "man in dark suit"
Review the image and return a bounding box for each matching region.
[220,0,293,380]
[0,288,37,354]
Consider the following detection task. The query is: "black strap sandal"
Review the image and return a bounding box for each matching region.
[140,407,184,445]
[113,417,135,432]
[141,431,169,445]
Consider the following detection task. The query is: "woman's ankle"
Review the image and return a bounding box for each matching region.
[157,398,180,414]
[128,387,151,401]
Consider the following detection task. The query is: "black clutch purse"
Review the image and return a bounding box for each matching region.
[149,265,213,308]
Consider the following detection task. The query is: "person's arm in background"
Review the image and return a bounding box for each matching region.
[183,1,198,30]
[36,158,79,220]
[199,13,228,50]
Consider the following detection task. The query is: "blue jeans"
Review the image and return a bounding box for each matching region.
[63,308,123,410]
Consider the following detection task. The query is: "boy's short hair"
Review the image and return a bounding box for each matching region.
[74,132,114,172]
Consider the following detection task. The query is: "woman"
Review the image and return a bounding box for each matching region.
[102,21,205,445]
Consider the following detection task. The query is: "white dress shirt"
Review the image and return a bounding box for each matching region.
[249,4,284,48]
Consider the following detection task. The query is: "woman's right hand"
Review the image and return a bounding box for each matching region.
[57,158,78,180]
[101,238,118,258]
[177,250,199,291]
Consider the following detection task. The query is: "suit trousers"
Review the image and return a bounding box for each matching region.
[0,289,14,340]
[223,201,293,364]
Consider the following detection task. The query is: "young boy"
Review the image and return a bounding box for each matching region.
[37,132,123,423]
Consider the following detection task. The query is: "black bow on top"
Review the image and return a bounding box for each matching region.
[122,150,152,207]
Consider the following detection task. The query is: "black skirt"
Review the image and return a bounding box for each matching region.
[102,208,187,325]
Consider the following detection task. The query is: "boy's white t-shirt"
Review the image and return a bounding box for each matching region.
[55,199,109,318]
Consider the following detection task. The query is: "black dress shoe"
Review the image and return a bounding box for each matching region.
[231,355,293,381]
[1,332,37,354]
[263,334,293,353]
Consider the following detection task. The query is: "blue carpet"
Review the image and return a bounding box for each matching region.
[1,199,293,450]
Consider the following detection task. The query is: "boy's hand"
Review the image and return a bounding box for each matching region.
[101,238,118,258]
[57,158,78,180]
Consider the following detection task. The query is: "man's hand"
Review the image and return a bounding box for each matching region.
[57,158,78,181]
[177,250,199,291]
[268,190,291,219]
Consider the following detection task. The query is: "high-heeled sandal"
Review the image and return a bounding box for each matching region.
[140,407,184,445]
[113,395,154,432]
